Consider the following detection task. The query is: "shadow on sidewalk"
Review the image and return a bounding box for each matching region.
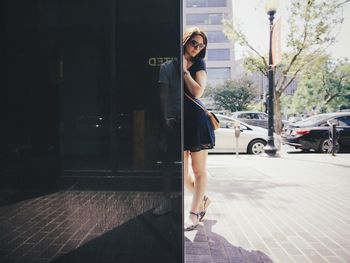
[0,192,182,263]
[185,219,273,263]
[51,207,182,263]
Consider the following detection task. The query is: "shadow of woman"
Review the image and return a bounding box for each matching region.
[185,219,274,263]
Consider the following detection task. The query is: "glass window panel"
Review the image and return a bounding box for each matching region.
[207,67,231,80]
[209,13,224,24]
[187,14,207,25]
[2,0,182,262]
[336,116,350,126]
[187,13,223,25]
[207,31,229,43]
[186,0,227,7]
[186,0,207,7]
[208,0,227,7]
[207,49,230,60]
[258,113,268,120]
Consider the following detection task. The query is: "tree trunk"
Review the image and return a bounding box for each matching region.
[274,93,283,135]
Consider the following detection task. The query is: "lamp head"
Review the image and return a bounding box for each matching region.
[265,0,279,15]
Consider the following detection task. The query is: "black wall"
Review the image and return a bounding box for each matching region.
[1,0,181,184]
[0,1,182,262]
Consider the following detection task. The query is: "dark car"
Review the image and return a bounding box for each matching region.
[282,112,350,152]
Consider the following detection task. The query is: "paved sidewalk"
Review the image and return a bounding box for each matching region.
[0,190,181,263]
[185,152,350,263]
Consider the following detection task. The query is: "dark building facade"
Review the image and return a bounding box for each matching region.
[0,0,182,262]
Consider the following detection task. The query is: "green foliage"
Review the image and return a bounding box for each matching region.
[243,54,268,76]
[212,78,258,112]
[223,0,346,133]
[280,95,293,115]
[247,101,266,112]
[202,82,215,97]
[290,58,350,114]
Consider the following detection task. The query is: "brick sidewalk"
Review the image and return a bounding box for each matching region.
[1,153,349,262]
[0,190,181,263]
[185,153,350,263]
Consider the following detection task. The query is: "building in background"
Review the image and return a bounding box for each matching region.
[183,0,236,86]
[183,0,297,113]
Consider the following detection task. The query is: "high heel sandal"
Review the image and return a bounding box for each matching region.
[199,195,211,222]
[184,212,199,231]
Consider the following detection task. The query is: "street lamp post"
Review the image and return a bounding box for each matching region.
[264,0,278,156]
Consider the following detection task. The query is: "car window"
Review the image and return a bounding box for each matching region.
[320,122,329,127]
[218,116,233,128]
[257,113,267,120]
[297,114,332,126]
[250,113,259,119]
[240,124,248,130]
[220,121,233,129]
[218,118,248,130]
[336,116,350,126]
[238,113,249,119]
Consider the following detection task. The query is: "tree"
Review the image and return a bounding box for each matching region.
[224,0,347,133]
[202,82,215,97]
[212,78,257,112]
[322,60,350,109]
[290,58,350,113]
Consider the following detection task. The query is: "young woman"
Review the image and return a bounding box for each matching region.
[183,27,214,231]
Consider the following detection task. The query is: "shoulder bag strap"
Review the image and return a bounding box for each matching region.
[184,92,208,114]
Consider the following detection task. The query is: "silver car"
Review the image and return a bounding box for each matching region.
[210,115,268,154]
[231,111,289,129]
[231,111,269,128]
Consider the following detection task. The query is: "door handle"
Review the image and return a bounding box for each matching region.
[59,60,63,79]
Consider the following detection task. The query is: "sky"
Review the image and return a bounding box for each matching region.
[232,0,350,60]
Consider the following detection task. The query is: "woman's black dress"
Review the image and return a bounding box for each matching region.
[184,58,215,152]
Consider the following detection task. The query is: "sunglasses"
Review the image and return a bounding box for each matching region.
[188,39,206,50]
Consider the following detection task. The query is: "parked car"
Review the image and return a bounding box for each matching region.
[281,112,350,152]
[231,111,288,129]
[210,115,268,154]
[287,116,305,123]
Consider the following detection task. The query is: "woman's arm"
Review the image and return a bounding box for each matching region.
[183,70,207,98]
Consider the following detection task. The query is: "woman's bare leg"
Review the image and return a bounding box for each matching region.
[184,151,194,193]
[185,150,208,227]
[190,150,208,214]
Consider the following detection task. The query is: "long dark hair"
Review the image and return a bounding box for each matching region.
[183,27,208,60]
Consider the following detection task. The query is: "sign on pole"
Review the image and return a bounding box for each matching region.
[272,18,282,66]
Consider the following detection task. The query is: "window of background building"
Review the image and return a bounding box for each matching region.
[208,0,226,7]
[186,0,227,8]
[207,68,231,80]
[207,31,229,43]
[207,49,230,60]
[186,13,224,25]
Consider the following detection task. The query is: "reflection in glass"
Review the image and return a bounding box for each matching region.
[1,0,182,262]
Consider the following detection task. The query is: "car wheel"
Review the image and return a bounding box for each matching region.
[319,138,339,153]
[248,139,266,155]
